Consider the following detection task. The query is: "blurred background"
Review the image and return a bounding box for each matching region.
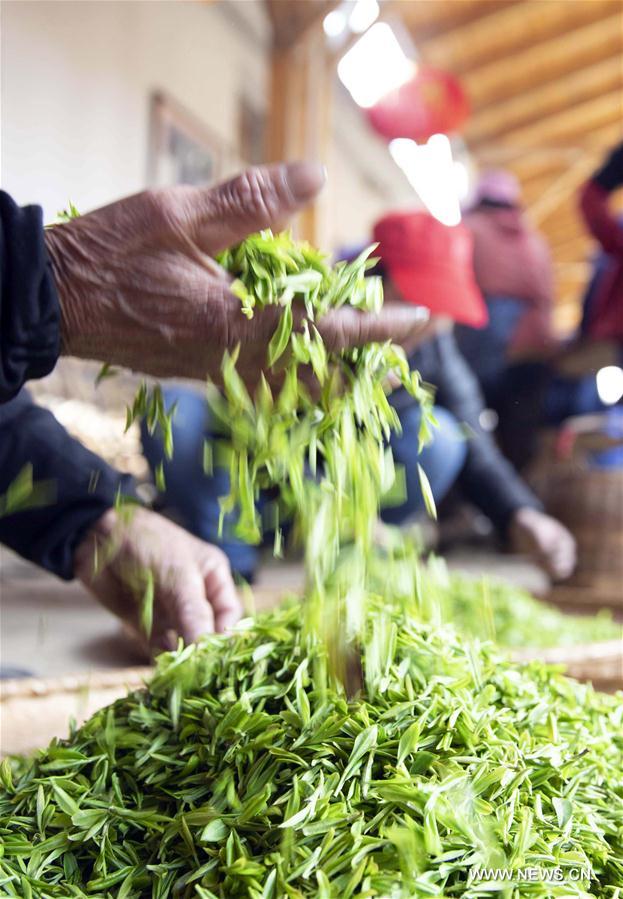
[3,0,622,329]
[1,0,622,678]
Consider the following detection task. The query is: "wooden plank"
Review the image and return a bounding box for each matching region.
[478,94,623,151]
[527,155,599,226]
[266,22,332,244]
[421,0,620,74]
[468,56,623,145]
[396,0,515,42]
[528,224,584,254]
[544,222,588,249]
[549,234,592,257]
[265,0,337,49]
[499,126,619,181]
[464,14,623,108]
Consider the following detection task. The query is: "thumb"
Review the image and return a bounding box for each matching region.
[193,162,326,255]
[167,568,216,645]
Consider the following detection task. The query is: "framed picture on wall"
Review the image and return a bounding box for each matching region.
[147,91,223,187]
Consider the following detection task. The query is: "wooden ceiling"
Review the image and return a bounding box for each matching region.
[262,0,622,329]
[394,0,623,330]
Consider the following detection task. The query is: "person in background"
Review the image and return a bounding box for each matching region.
[456,170,556,408]
[372,211,576,582]
[578,141,623,344]
[1,163,426,654]
[459,170,607,467]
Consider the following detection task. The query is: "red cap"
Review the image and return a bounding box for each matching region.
[373,211,488,327]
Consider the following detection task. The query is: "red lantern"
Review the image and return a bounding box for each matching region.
[366,67,469,142]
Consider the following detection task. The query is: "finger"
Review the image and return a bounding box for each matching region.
[201,550,242,633]
[193,162,326,256]
[150,627,179,655]
[169,569,216,644]
[317,305,430,352]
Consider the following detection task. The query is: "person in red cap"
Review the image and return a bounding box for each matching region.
[458,170,610,467]
[372,210,576,581]
[458,170,556,392]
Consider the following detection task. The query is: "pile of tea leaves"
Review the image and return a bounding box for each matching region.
[364,533,621,650]
[428,567,620,650]
[1,599,622,899]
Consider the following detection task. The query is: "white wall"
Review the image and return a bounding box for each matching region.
[1,0,268,219]
[327,87,415,251]
[1,0,413,246]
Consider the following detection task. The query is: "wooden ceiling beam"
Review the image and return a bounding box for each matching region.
[467,56,622,146]
[393,0,515,43]
[486,152,579,186]
[523,155,600,226]
[549,230,591,251]
[477,97,623,155]
[544,220,587,245]
[474,133,616,177]
[500,131,619,185]
[549,236,593,263]
[463,14,623,108]
[420,0,620,75]
[521,169,578,198]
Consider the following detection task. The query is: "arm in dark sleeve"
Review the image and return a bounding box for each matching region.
[0,191,60,403]
[591,142,623,192]
[0,390,135,579]
[579,143,623,257]
[579,181,623,257]
[433,332,542,534]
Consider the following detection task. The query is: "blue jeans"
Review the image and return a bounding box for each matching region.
[455,295,525,401]
[142,388,467,576]
[141,386,260,580]
[543,373,605,425]
[382,404,467,524]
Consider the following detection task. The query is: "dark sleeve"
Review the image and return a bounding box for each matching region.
[0,390,136,579]
[433,333,542,534]
[0,191,60,403]
[591,143,623,193]
[579,180,623,257]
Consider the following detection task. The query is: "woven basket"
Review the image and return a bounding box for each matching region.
[1,667,152,757]
[529,428,623,611]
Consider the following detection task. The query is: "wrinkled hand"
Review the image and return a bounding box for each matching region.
[509,506,577,581]
[74,507,241,652]
[45,162,428,385]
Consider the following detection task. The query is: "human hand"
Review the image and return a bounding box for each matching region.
[74,507,241,652]
[45,162,429,386]
[509,506,577,581]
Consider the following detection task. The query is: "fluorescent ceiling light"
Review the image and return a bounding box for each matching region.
[323,8,348,38]
[596,366,623,405]
[338,22,415,108]
[389,134,462,227]
[349,0,380,34]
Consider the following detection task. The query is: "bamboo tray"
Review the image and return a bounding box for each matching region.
[2,640,621,758]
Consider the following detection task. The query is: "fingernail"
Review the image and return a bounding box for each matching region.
[398,305,430,322]
[285,161,327,201]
